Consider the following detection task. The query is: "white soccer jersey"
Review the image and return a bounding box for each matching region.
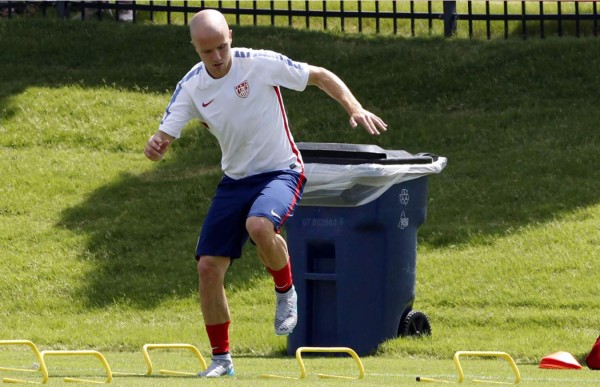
[159,48,310,179]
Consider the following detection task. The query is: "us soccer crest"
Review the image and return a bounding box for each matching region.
[235,80,250,98]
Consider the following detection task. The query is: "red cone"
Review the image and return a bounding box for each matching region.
[539,351,582,370]
[586,336,600,370]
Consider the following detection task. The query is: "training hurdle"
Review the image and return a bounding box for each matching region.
[140,343,207,376]
[1,341,208,383]
[111,343,207,377]
[40,350,112,384]
[0,340,49,384]
[111,343,208,377]
[417,351,521,384]
[261,346,365,380]
[454,351,521,384]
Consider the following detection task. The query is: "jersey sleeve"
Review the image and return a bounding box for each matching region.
[256,50,310,92]
[158,83,198,139]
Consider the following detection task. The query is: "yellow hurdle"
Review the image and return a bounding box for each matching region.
[453,351,521,384]
[261,346,365,380]
[141,343,207,376]
[416,351,521,384]
[41,350,112,384]
[416,376,456,383]
[0,340,49,384]
[1,341,208,382]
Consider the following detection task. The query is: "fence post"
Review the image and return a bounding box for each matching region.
[443,0,457,37]
[55,1,69,19]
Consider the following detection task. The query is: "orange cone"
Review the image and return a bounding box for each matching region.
[539,351,582,370]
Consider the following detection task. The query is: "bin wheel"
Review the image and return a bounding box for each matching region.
[399,310,431,338]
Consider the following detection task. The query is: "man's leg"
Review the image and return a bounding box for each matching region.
[246,216,297,335]
[197,255,235,377]
[247,216,289,271]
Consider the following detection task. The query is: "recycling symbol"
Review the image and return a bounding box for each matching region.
[399,189,409,205]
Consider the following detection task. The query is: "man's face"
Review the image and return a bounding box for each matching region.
[192,29,233,79]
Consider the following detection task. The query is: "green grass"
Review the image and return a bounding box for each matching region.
[1,16,600,385]
[1,351,599,386]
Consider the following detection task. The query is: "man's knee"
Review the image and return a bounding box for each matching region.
[197,256,229,283]
[246,216,275,245]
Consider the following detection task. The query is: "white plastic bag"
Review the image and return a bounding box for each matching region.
[301,156,447,207]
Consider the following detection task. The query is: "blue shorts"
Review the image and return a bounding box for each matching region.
[196,170,306,260]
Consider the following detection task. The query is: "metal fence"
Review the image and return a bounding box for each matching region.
[2,1,599,39]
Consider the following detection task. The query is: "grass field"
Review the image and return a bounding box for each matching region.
[1,350,599,385]
[1,14,599,385]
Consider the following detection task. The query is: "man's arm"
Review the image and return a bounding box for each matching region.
[144,130,175,161]
[307,65,387,135]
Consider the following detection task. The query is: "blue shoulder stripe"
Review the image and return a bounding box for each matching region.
[161,64,204,124]
[234,49,303,70]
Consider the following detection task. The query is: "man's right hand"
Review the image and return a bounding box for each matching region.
[144,134,171,161]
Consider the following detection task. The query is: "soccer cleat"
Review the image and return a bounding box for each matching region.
[196,358,234,378]
[274,285,298,336]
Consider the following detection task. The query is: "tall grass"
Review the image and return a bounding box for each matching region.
[1,16,599,371]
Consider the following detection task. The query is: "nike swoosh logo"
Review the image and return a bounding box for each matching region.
[270,209,282,220]
[275,283,290,290]
[202,99,215,107]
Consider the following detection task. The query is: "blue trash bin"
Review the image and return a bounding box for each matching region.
[286,142,447,356]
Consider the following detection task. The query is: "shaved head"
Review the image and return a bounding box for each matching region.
[189,9,233,79]
[190,9,230,40]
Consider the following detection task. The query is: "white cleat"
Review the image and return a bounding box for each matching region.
[197,358,234,378]
[274,286,298,336]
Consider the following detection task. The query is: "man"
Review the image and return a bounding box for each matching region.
[143,9,387,378]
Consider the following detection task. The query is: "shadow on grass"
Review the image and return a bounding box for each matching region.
[2,18,600,308]
[55,129,275,309]
[56,146,292,311]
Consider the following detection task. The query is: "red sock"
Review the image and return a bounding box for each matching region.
[205,321,230,355]
[267,261,293,293]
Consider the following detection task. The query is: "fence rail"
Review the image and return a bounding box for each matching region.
[2,1,599,39]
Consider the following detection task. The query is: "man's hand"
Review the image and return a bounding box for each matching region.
[349,108,388,136]
[144,134,171,161]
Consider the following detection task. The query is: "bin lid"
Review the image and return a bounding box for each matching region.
[298,142,434,165]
